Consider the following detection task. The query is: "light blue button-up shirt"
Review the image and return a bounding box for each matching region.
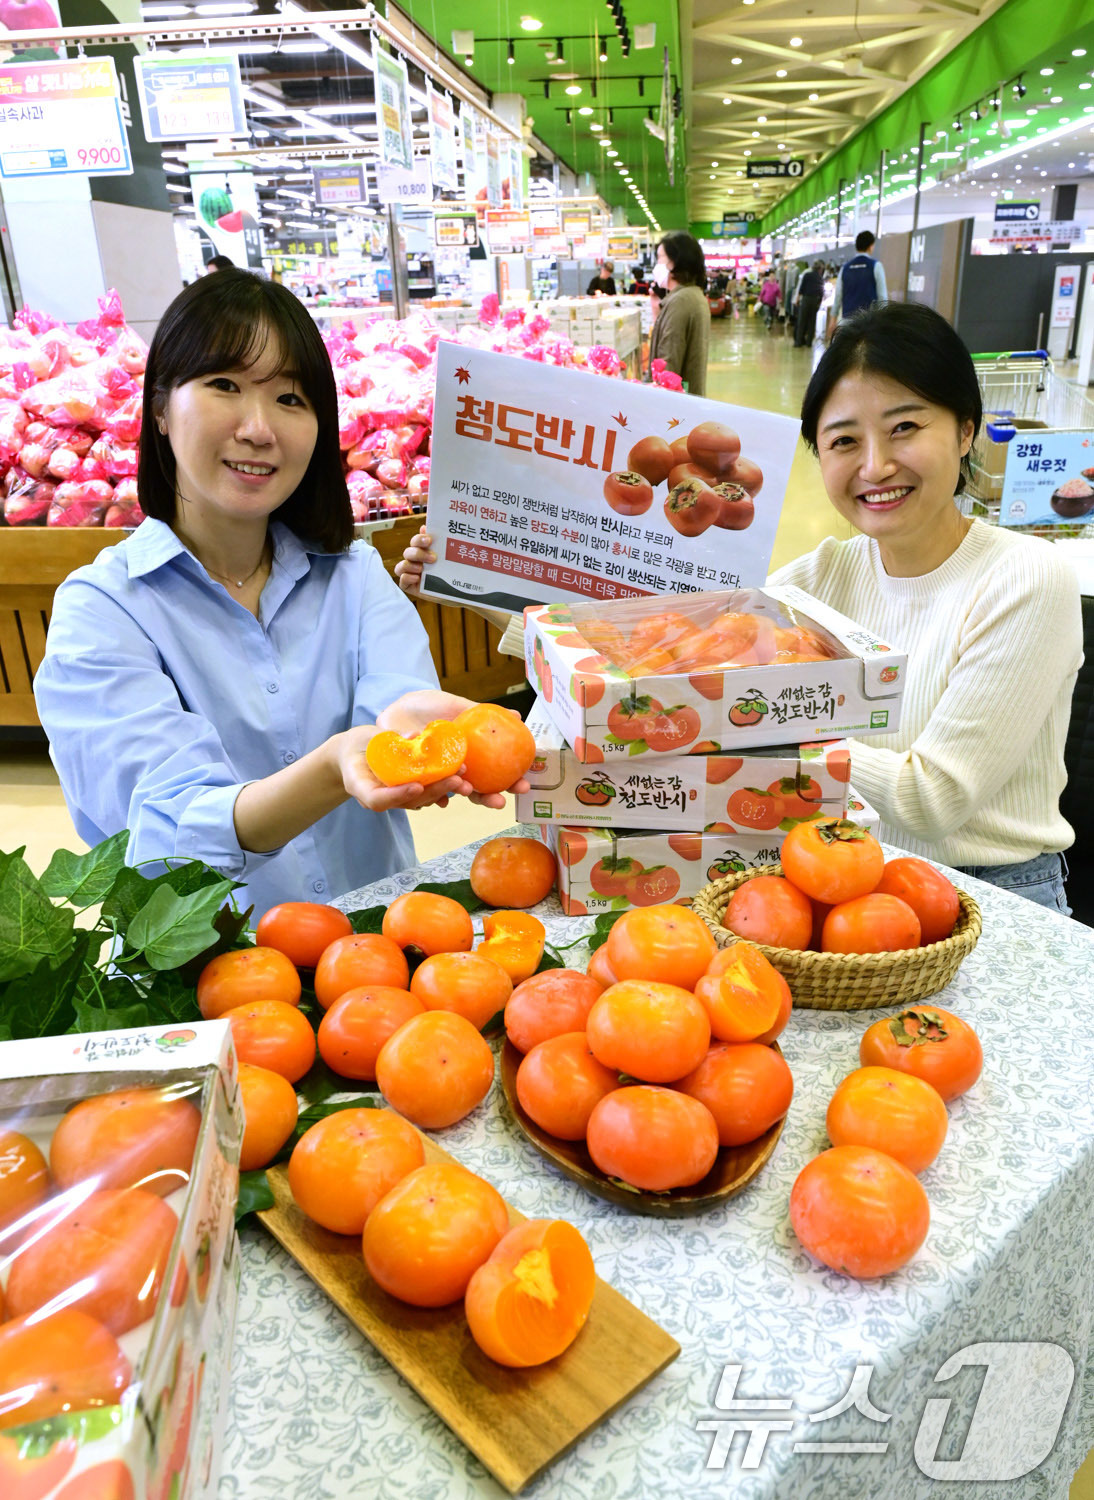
[34,518,439,917]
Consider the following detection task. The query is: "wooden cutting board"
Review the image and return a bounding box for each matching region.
[258,1135,680,1494]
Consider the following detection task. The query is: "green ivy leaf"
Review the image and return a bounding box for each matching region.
[72,995,154,1034]
[102,861,239,932]
[587,911,626,952]
[39,832,129,905]
[346,904,386,934]
[0,849,77,983]
[236,1169,275,1221]
[536,944,566,973]
[174,902,255,985]
[0,931,92,1039]
[138,968,204,1027]
[127,881,236,971]
[415,878,486,913]
[295,1054,356,1108]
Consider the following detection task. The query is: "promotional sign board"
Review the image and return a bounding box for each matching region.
[134,53,246,141]
[486,133,502,207]
[374,46,413,170]
[561,208,591,236]
[531,206,561,239]
[428,85,458,191]
[435,210,479,248]
[312,162,366,206]
[989,220,1082,243]
[746,160,804,179]
[712,218,752,237]
[608,233,636,260]
[375,156,433,206]
[484,209,531,254]
[0,56,132,178]
[421,343,800,612]
[190,163,262,266]
[507,138,524,210]
[994,201,1041,222]
[999,431,1094,527]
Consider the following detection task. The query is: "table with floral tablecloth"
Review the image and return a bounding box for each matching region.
[219,828,1094,1500]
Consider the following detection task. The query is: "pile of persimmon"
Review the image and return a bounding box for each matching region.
[603,422,763,538]
[721,818,963,955]
[213,871,556,1170]
[578,604,838,679]
[790,1006,983,1280]
[506,905,794,1194]
[0,1083,202,1430]
[365,703,536,794]
[286,1110,595,1368]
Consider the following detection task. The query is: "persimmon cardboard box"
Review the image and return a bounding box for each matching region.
[516,695,851,830]
[524,585,906,762]
[0,1021,242,1500]
[545,786,880,915]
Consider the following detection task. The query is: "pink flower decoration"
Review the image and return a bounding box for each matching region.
[479,293,500,328]
[501,306,525,330]
[652,367,684,391]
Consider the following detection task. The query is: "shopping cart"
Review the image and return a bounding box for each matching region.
[963,350,1094,538]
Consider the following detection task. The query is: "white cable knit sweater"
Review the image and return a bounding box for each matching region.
[769,519,1082,866]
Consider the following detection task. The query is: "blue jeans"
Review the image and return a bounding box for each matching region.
[953,851,1070,916]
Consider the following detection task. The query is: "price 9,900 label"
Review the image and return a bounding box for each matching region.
[77,146,124,167]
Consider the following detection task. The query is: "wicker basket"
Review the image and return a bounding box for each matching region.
[691,864,982,1011]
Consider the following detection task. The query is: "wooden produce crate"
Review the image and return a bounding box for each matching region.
[0,520,526,729]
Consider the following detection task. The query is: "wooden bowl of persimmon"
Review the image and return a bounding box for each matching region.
[691,865,982,1011]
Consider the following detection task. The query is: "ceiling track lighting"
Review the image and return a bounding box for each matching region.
[1013,76,1026,98]
[556,37,564,62]
[952,115,962,131]
[507,37,515,63]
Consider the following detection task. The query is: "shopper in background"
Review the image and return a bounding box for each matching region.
[586,261,617,296]
[771,301,1080,912]
[205,255,235,273]
[628,265,650,295]
[793,260,827,348]
[758,269,780,332]
[647,232,710,397]
[34,270,528,914]
[828,230,887,334]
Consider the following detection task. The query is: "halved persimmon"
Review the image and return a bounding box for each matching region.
[476,911,546,983]
[694,942,790,1044]
[465,1218,596,1368]
[364,721,467,788]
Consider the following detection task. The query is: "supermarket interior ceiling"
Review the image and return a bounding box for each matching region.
[686,0,1014,225]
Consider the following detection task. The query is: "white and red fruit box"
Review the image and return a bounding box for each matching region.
[524,585,906,762]
[517,695,851,831]
[545,785,879,916]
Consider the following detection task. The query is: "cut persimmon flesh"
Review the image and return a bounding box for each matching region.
[476,911,547,983]
[365,721,467,788]
[464,1218,596,1368]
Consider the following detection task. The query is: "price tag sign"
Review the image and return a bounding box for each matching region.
[0,57,132,178]
[134,53,246,141]
[375,156,433,205]
[312,162,366,206]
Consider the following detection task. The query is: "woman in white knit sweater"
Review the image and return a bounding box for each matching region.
[771,300,1081,912]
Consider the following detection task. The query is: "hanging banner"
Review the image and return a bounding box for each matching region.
[0,56,132,178]
[421,344,800,612]
[486,133,502,208]
[133,53,246,142]
[561,208,591,237]
[428,85,458,192]
[375,155,433,207]
[608,233,636,260]
[312,161,366,206]
[530,206,561,239]
[484,209,531,254]
[189,163,263,267]
[435,210,480,248]
[506,139,524,211]
[374,46,413,170]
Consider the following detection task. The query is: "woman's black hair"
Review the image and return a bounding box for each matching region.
[800,301,983,494]
[657,232,706,290]
[139,269,353,551]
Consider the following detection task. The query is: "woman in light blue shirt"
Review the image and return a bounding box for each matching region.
[34,271,520,916]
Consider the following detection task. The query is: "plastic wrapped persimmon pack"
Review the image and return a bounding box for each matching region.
[0,1023,240,1500]
[566,589,845,679]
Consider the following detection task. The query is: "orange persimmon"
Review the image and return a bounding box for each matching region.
[694,942,790,1044]
[476,911,546,983]
[464,1218,596,1367]
[364,721,467,788]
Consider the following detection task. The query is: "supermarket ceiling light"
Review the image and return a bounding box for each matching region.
[590,121,603,130]
[191,1,257,13]
[731,56,742,65]
[565,84,582,95]
[789,36,802,47]
[520,14,543,29]
[722,96,732,104]
[142,3,191,15]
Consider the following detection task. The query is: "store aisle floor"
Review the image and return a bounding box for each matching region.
[1,315,846,876]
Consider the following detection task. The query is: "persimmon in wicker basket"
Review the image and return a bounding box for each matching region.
[690,820,982,1012]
